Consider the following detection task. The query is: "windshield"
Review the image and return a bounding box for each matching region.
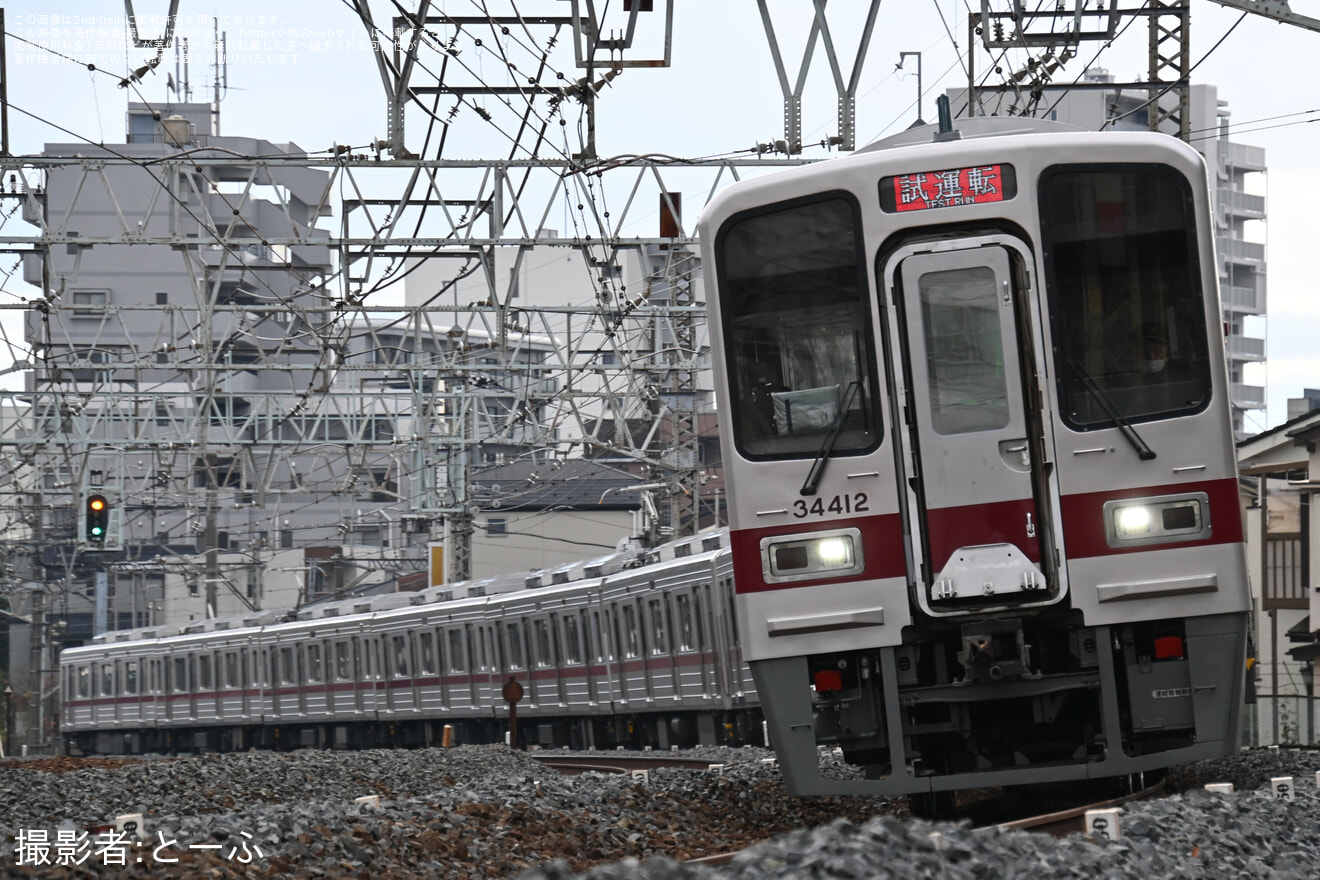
[1040,165,1212,430]
[715,194,880,459]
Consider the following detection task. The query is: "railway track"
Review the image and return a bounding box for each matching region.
[994,780,1165,837]
[530,752,727,775]
[684,778,1167,866]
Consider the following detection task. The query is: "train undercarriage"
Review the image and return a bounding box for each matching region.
[756,611,1248,801]
[64,707,766,758]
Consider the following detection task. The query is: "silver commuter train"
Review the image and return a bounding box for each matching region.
[697,111,1251,807]
[59,532,763,755]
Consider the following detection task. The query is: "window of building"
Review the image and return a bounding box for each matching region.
[72,290,108,316]
[487,517,508,537]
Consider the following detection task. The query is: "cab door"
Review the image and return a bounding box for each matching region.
[885,236,1062,615]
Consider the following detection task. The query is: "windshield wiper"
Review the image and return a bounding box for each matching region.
[801,381,863,496]
[1070,363,1156,461]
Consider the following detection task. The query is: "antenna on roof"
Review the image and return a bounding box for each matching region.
[934,95,962,143]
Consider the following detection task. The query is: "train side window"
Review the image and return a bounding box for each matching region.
[391,635,409,678]
[224,652,239,688]
[1040,164,1212,428]
[622,605,641,658]
[335,641,351,680]
[676,594,696,652]
[173,657,188,692]
[917,266,1010,435]
[78,665,91,698]
[280,647,295,685]
[695,587,709,651]
[563,614,583,665]
[100,663,114,696]
[535,619,553,667]
[591,611,608,662]
[419,632,436,674]
[149,660,161,694]
[715,193,880,459]
[722,578,740,648]
[124,660,139,695]
[307,644,323,683]
[198,655,213,691]
[506,622,525,669]
[648,598,668,655]
[479,627,493,672]
[447,629,467,673]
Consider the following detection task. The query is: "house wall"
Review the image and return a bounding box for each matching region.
[470,509,637,580]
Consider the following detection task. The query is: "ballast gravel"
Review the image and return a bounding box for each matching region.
[1,745,1319,878]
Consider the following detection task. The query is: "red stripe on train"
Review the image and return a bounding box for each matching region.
[729,512,906,594]
[1058,477,1243,559]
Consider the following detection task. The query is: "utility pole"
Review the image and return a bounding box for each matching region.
[1,9,10,157]
[27,586,42,750]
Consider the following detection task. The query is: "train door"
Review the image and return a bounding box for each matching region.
[883,236,1062,615]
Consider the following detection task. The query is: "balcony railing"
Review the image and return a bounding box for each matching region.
[1227,334,1266,361]
[1224,141,1266,172]
[1221,278,1265,314]
[1231,382,1266,408]
[1216,188,1266,220]
[1218,236,1265,264]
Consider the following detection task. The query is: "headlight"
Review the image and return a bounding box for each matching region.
[1104,492,1210,547]
[761,527,864,583]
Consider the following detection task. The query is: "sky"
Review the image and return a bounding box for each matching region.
[2,0,1317,432]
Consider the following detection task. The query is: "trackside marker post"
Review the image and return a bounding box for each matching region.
[1085,808,1121,841]
[115,813,145,840]
[1271,777,1295,800]
[1204,783,1235,794]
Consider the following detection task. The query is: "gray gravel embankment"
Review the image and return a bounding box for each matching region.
[3,745,1320,878]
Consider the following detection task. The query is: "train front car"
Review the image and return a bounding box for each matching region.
[698,117,1250,802]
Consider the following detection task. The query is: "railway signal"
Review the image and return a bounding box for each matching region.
[85,494,109,544]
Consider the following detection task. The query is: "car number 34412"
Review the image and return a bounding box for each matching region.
[793,493,869,518]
